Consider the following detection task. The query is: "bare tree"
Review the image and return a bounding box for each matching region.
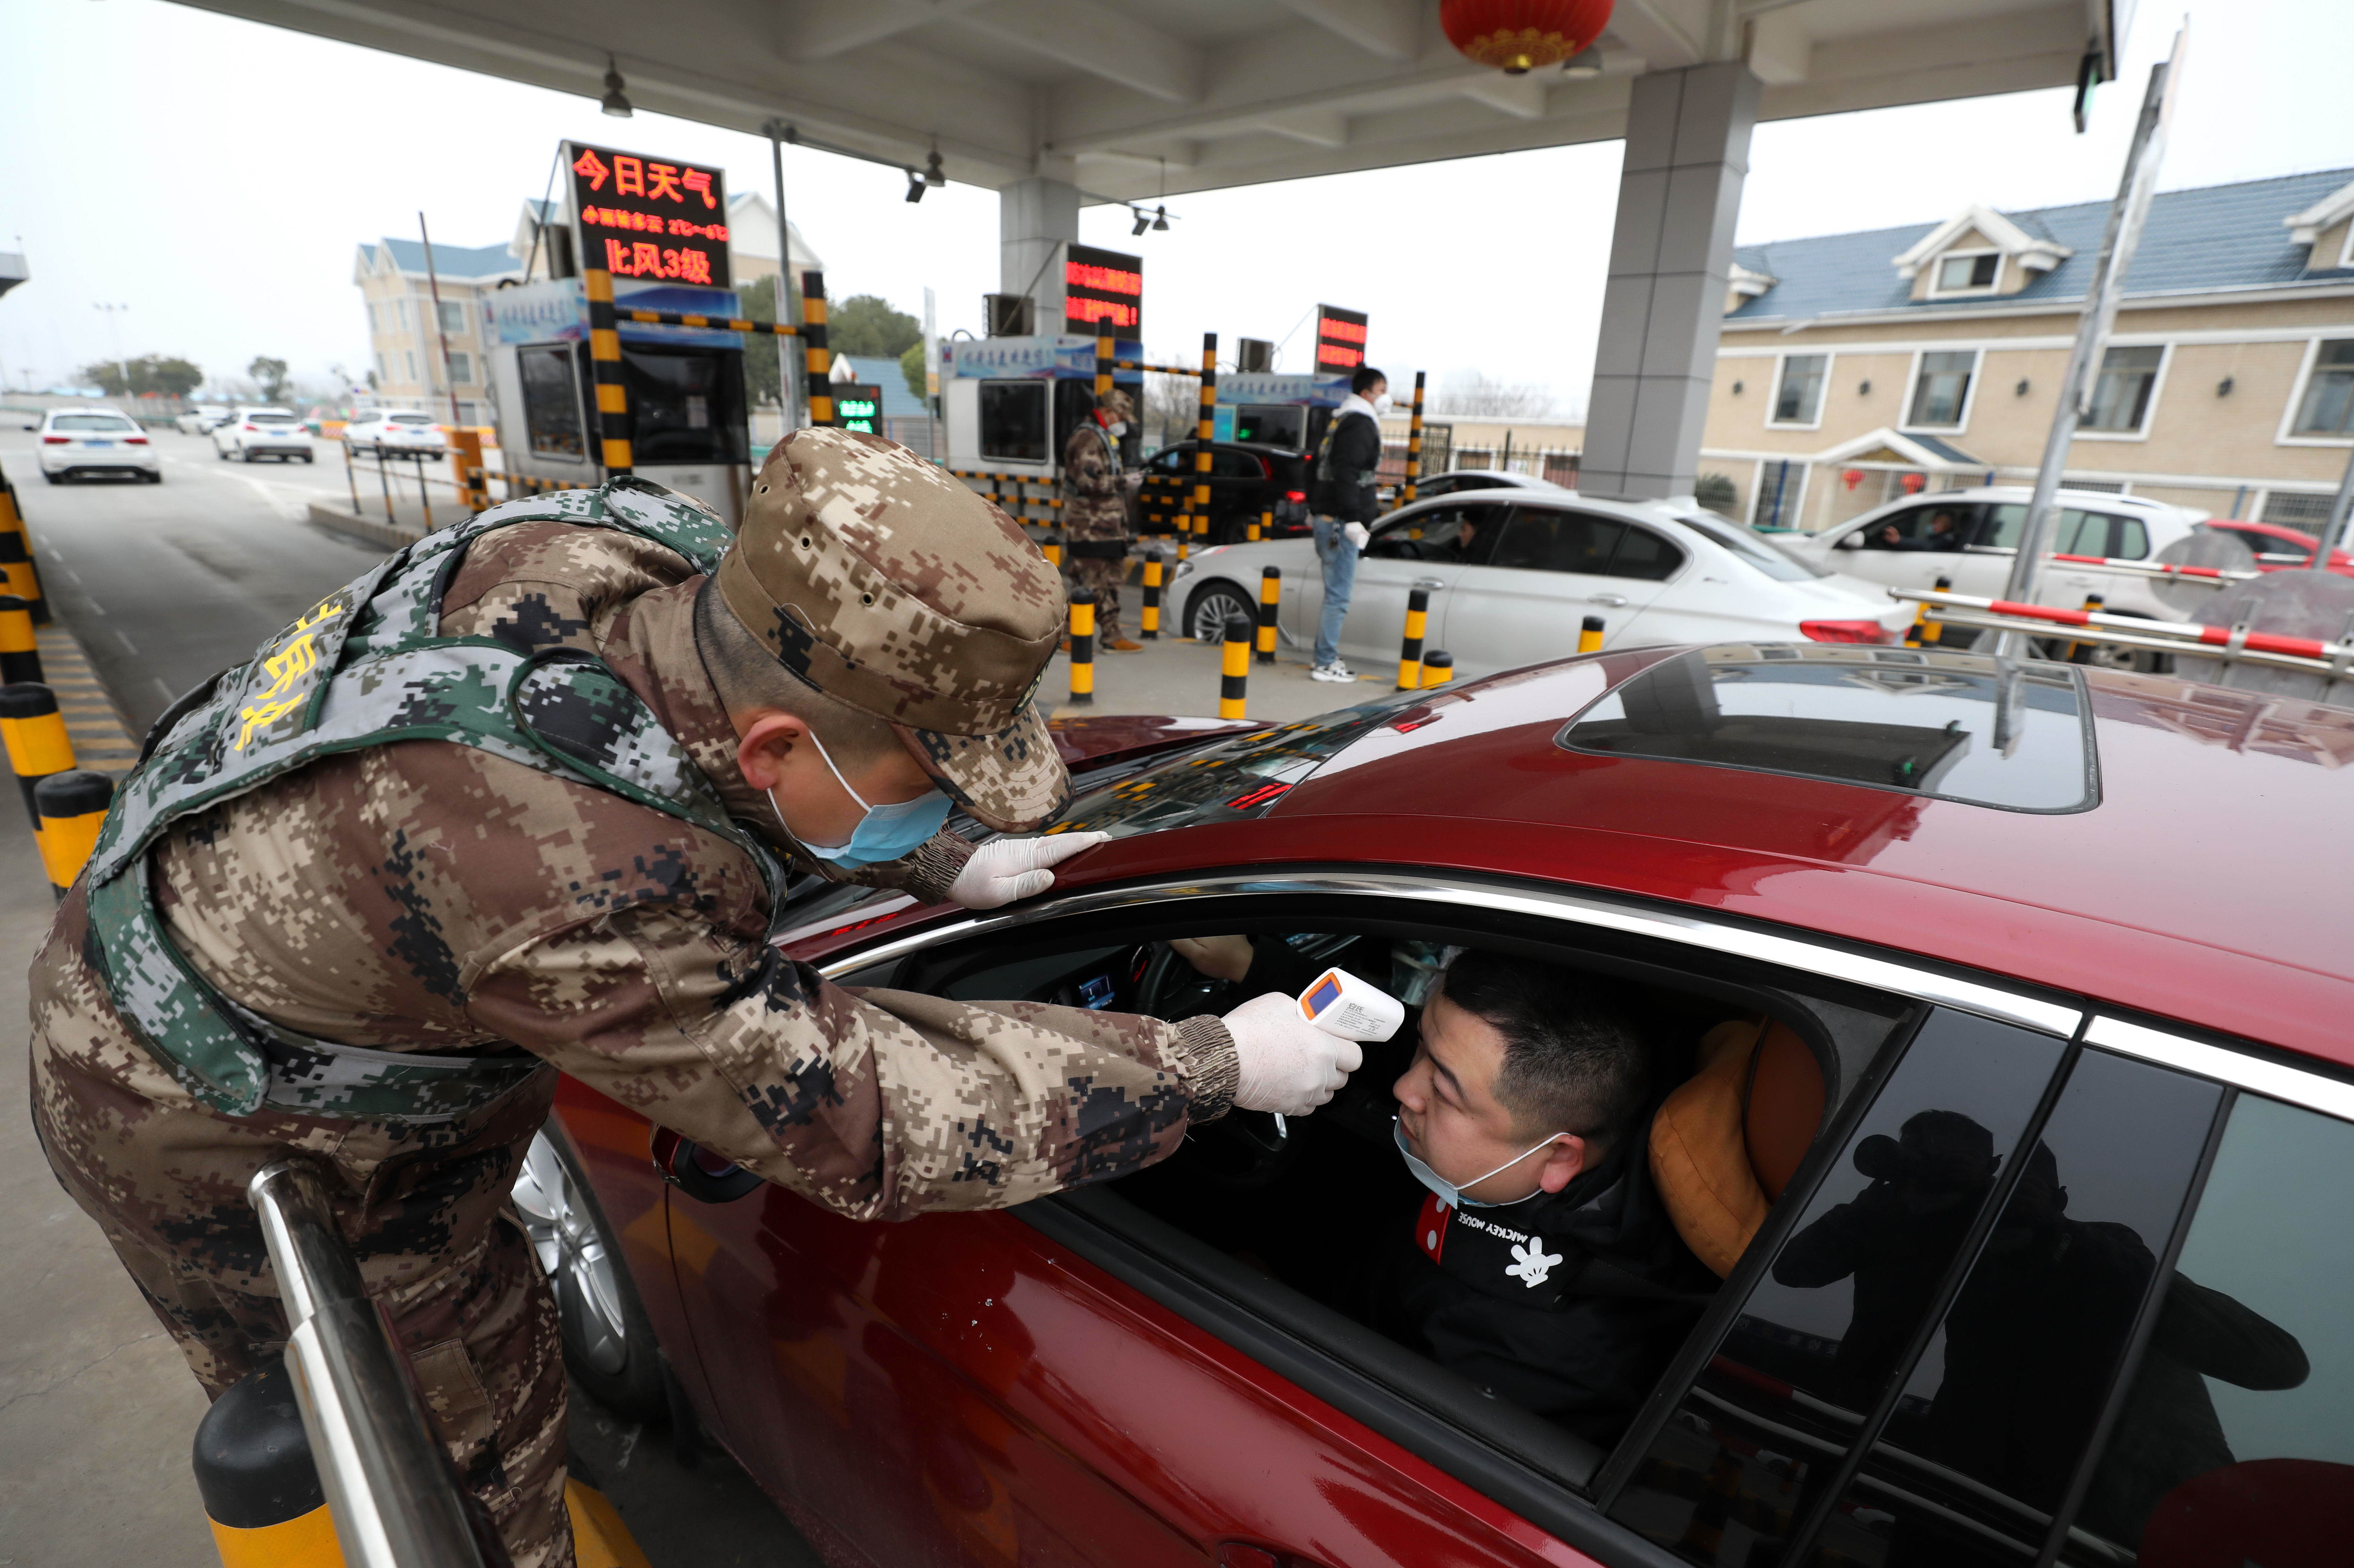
[1432,370,1561,419]
[1142,349,1199,448]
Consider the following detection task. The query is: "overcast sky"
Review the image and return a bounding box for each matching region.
[3,0,2349,410]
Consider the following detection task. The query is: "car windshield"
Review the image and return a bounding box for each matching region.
[53,415,137,432]
[1674,511,1826,580]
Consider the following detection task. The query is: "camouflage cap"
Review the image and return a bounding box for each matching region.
[1095,388,1136,421]
[715,427,1071,833]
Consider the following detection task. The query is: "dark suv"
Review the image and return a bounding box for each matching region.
[1133,440,1314,544]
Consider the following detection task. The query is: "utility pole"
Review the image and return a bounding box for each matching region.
[418,213,465,429]
[94,302,131,401]
[762,120,804,435]
[1998,28,2187,653]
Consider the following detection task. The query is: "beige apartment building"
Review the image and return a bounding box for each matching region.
[350,192,819,427]
[1697,168,2354,534]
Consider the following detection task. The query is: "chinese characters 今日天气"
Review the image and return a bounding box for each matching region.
[572,147,718,208]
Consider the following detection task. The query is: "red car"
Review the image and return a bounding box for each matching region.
[2202,518,2354,575]
[521,647,2354,1568]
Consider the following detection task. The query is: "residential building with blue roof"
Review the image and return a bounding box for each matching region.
[1696,168,2354,535]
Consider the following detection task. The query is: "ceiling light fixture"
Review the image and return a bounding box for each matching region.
[600,55,633,118]
[923,146,947,188]
[1151,205,1169,232]
[1560,45,1603,78]
[1130,207,1151,236]
[905,170,927,203]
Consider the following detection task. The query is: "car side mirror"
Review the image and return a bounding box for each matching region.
[1833,532,1862,550]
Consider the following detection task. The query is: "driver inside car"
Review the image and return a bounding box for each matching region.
[1174,940,1715,1443]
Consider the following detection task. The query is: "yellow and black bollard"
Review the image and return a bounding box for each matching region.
[1068,590,1096,706]
[194,1356,343,1568]
[1042,536,1062,568]
[1256,568,1279,665]
[1219,613,1252,720]
[0,484,48,624]
[1252,509,1269,543]
[2065,592,2105,662]
[0,594,42,685]
[1140,551,1163,640]
[34,770,112,900]
[1398,587,1430,690]
[0,682,75,837]
[801,270,835,427]
[1577,615,1606,654]
[582,267,634,476]
[1420,650,1454,688]
[1916,574,1952,647]
[1400,371,1427,507]
[449,429,490,512]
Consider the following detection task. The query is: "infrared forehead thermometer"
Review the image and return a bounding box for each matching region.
[1297,967,1405,1043]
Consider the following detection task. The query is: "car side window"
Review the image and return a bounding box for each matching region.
[1210,448,1264,480]
[1152,446,1191,474]
[2114,517,2150,560]
[1609,526,1686,582]
[1489,507,1626,575]
[1980,506,2111,556]
[2065,1093,2347,1559]
[1809,1047,2224,1565]
[1850,506,1939,550]
[1365,505,1496,563]
[1607,1010,2069,1562]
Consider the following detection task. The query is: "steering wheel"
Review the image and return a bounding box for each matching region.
[1134,942,1297,1190]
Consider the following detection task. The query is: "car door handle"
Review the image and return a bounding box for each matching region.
[1588,592,1630,607]
[1413,577,1448,590]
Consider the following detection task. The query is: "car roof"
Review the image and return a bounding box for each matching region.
[1039,649,2354,1068]
[1851,485,2191,514]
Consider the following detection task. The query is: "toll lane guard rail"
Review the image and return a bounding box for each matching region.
[1891,586,2354,683]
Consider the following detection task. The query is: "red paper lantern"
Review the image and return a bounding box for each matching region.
[1842,468,1864,491]
[1901,472,1927,494]
[1441,0,1614,74]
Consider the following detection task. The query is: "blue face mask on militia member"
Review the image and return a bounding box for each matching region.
[788,729,953,868]
[1393,1117,1562,1210]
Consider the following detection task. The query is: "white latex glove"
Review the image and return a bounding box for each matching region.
[1223,991,1363,1116]
[948,832,1111,910]
[1342,520,1370,551]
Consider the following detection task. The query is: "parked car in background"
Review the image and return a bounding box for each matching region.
[36,409,159,483]
[1172,488,1908,670]
[342,410,448,457]
[173,405,233,435]
[211,407,315,463]
[535,646,2354,1568]
[1388,468,1567,502]
[1135,439,1314,543]
[1780,487,2207,623]
[2201,518,2353,575]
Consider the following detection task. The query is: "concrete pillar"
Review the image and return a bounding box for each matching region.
[1000,171,1079,332]
[1579,63,1761,502]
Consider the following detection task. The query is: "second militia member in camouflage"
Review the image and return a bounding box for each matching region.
[32,429,1357,1566]
[1061,388,1142,651]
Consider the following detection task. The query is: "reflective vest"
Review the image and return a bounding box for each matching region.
[84,479,787,1122]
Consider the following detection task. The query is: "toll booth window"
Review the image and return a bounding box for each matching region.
[621,344,748,466]
[979,382,1047,463]
[519,344,585,460]
[1234,405,1305,448]
[1558,646,2097,812]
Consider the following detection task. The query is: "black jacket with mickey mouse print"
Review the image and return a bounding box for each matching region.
[1369,1125,1717,1446]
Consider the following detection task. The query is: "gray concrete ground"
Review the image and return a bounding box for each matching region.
[1042,618,1392,724]
[0,431,814,1564]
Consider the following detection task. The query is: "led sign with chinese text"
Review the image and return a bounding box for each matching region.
[1315,305,1368,371]
[1064,243,1143,337]
[567,141,731,289]
[833,384,882,434]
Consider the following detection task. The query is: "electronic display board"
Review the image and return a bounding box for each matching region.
[1064,244,1142,337]
[567,141,731,288]
[833,384,883,435]
[1314,305,1368,371]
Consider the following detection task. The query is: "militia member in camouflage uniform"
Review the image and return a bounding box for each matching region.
[30,429,1356,1565]
[1061,388,1143,652]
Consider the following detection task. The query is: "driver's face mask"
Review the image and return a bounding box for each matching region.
[1393,1117,1560,1210]
[1102,419,1128,438]
[782,730,951,869]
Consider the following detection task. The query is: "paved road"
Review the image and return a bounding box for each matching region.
[1,427,431,733]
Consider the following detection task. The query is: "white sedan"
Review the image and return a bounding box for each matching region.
[1778,486,2208,623]
[212,408,315,463]
[1169,490,1911,678]
[173,405,232,435]
[342,411,447,456]
[36,410,160,483]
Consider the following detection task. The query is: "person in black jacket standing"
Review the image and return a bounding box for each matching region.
[1308,366,1389,682]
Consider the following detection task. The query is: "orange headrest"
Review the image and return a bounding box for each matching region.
[1649,1018,1826,1278]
